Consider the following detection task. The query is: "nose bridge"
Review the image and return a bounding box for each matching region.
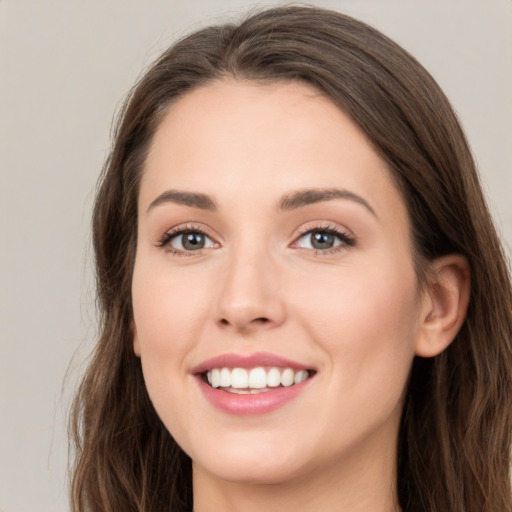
[216,236,285,331]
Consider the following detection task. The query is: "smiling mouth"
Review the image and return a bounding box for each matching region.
[203,367,315,394]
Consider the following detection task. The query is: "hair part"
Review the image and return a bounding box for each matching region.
[70,6,512,511]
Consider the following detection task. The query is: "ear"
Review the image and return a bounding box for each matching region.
[132,321,141,357]
[415,254,470,358]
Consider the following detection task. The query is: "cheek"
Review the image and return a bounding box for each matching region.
[131,260,212,436]
[293,258,420,404]
[131,259,217,432]
[132,260,212,357]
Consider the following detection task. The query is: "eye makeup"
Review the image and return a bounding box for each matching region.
[155,220,356,258]
[292,223,355,255]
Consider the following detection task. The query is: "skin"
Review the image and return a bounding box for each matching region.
[132,79,470,512]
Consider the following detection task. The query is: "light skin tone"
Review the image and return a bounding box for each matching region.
[132,79,470,512]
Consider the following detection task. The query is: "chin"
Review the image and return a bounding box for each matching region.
[186,428,324,486]
[194,453,309,486]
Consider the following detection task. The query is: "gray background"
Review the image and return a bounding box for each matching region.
[1,1,511,510]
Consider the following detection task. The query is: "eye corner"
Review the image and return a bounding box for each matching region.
[156,223,220,256]
[291,223,356,254]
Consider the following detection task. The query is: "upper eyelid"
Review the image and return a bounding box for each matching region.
[158,223,217,246]
[294,222,354,239]
[296,223,345,235]
[156,221,354,247]
[291,223,356,250]
[163,223,214,237]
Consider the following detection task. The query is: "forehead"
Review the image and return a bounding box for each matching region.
[140,78,408,231]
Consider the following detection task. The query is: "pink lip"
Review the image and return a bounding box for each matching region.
[191,352,311,373]
[197,378,312,415]
[192,352,315,416]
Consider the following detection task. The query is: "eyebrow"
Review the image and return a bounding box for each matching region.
[146,187,376,217]
[278,188,376,216]
[147,190,217,212]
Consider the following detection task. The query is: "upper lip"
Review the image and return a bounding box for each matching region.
[191,352,313,374]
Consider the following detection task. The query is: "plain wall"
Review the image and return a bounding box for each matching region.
[1,1,511,510]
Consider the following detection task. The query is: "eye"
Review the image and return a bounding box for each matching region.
[159,227,217,253]
[172,231,213,251]
[294,227,354,252]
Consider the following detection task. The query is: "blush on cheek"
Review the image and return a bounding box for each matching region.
[132,275,192,351]
[298,264,418,387]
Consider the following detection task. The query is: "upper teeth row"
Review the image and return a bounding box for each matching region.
[206,367,309,389]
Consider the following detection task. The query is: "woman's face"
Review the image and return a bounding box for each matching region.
[132,79,427,486]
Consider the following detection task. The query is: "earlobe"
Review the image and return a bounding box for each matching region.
[415,254,471,358]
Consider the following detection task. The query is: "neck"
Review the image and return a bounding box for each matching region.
[192,433,401,512]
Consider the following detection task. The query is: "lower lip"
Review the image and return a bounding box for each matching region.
[196,377,312,415]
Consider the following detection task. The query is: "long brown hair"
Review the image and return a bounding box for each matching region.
[70,6,512,511]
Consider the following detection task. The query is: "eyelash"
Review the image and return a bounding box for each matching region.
[157,223,355,256]
[156,223,215,256]
[294,224,355,255]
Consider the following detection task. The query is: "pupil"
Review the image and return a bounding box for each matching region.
[183,232,204,250]
[312,231,334,249]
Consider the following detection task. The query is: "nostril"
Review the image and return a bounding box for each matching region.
[218,317,270,328]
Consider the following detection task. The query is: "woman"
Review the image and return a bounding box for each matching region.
[70,6,512,512]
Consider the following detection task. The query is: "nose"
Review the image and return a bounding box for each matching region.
[215,246,286,333]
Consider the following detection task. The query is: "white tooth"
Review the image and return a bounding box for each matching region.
[294,370,308,384]
[267,367,281,387]
[227,388,250,394]
[231,368,249,388]
[211,368,221,388]
[249,367,267,388]
[207,371,212,385]
[220,368,231,387]
[251,388,269,394]
[281,368,294,387]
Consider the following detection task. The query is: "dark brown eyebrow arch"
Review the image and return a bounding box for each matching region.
[147,190,217,213]
[278,188,376,217]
